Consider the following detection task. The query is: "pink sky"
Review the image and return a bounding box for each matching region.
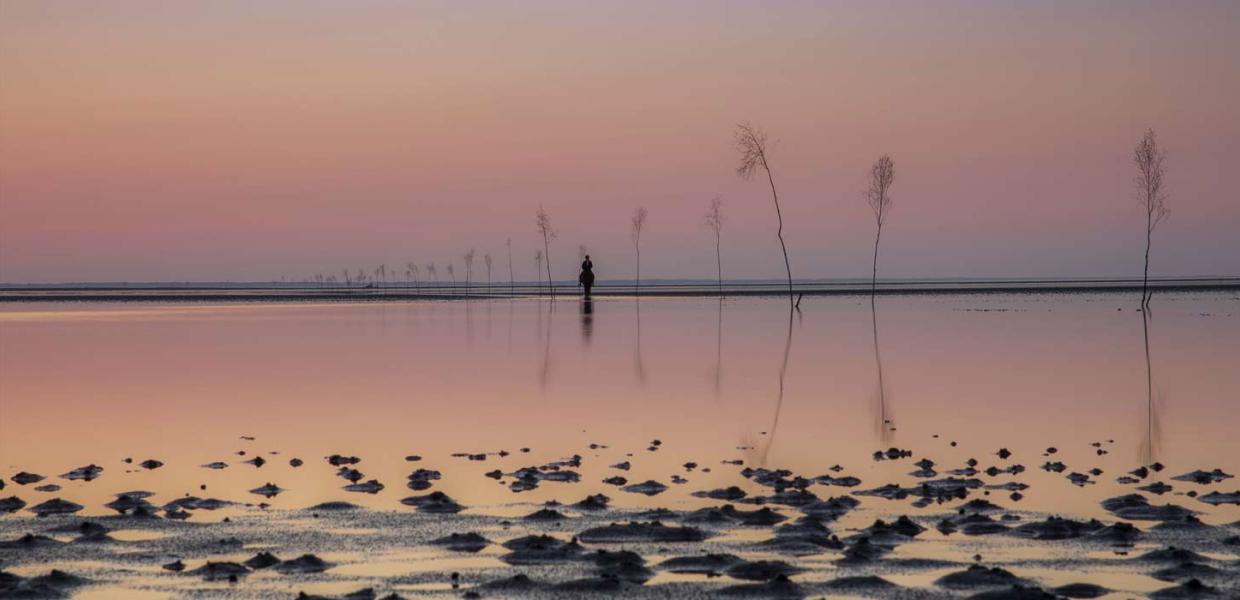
[2,1,1238,283]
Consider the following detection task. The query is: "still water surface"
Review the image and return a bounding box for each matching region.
[1,293,1237,521]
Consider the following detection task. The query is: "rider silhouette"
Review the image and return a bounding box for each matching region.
[579,255,595,297]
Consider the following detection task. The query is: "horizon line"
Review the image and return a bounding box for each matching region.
[2,274,1239,289]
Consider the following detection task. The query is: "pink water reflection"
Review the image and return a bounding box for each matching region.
[1,294,1237,520]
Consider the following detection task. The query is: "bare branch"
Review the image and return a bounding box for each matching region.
[1134,128,1169,231]
[733,123,769,180]
[864,154,896,295]
[535,205,557,241]
[733,122,793,304]
[704,196,724,234]
[535,205,556,293]
[705,196,725,296]
[1133,128,1169,307]
[865,154,895,227]
[631,207,648,244]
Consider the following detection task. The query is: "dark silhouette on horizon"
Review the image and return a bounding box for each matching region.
[704,197,725,297]
[579,255,595,297]
[1134,129,1169,309]
[535,205,557,296]
[631,208,648,294]
[735,123,794,308]
[865,154,895,296]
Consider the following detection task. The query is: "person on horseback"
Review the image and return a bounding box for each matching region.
[579,255,595,297]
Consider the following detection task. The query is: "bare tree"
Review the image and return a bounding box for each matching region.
[865,154,895,296]
[506,238,515,295]
[408,262,420,294]
[735,123,793,306]
[1134,129,1169,307]
[631,207,648,293]
[484,253,493,292]
[534,250,545,295]
[447,263,456,291]
[342,269,351,288]
[464,249,476,297]
[426,263,438,288]
[704,196,725,297]
[535,205,557,295]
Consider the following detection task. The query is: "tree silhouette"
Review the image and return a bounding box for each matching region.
[1134,129,1169,308]
[631,207,648,294]
[464,249,476,297]
[534,250,545,295]
[865,154,895,296]
[704,196,725,296]
[484,253,494,293]
[536,205,557,295]
[506,238,515,295]
[735,123,793,306]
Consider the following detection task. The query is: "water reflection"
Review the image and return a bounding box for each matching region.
[754,306,795,467]
[2,294,1237,520]
[634,299,647,386]
[1140,306,1162,465]
[485,297,493,341]
[711,298,724,397]
[580,297,594,348]
[871,296,895,444]
[539,300,553,389]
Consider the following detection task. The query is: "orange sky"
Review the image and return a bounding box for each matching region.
[2,1,1238,283]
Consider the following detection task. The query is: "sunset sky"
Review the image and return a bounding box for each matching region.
[2,1,1237,283]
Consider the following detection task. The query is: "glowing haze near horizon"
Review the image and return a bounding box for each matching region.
[2,1,1238,284]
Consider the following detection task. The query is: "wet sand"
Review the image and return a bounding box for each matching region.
[2,435,1238,598]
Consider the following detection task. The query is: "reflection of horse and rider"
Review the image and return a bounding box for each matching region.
[578,255,595,297]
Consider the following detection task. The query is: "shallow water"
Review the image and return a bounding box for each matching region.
[1,293,1238,597]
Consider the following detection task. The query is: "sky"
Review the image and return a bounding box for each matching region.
[1,0,1238,283]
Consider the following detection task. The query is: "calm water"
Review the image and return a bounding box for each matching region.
[1,293,1238,521]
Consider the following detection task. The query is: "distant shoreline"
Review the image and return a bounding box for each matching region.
[1,277,1236,302]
